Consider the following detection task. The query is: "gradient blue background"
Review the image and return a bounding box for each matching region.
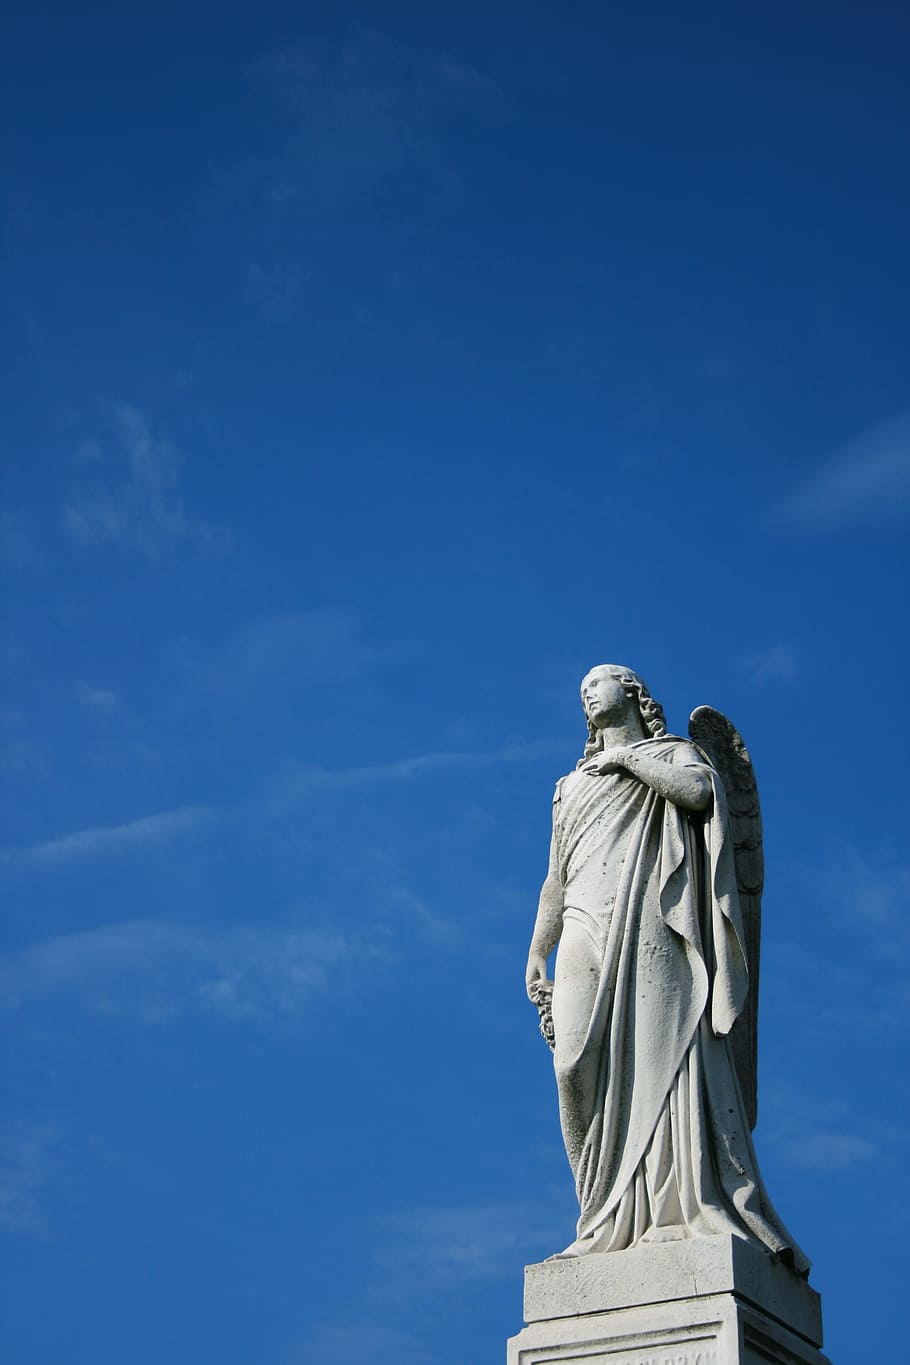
[2,3,908,1361]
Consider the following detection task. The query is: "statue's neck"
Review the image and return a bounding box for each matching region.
[594,717,648,748]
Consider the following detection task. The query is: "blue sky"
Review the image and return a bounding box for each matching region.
[2,3,908,1361]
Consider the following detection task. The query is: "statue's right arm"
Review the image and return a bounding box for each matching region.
[525,835,563,999]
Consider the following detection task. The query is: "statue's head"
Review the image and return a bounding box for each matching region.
[578,664,667,764]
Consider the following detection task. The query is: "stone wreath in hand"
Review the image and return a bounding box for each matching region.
[528,978,555,1051]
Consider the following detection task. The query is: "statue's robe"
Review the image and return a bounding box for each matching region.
[550,736,807,1267]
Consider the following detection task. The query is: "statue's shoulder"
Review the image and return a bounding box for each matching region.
[642,734,713,768]
[553,770,583,802]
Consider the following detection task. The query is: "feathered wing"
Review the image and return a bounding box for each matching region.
[688,705,762,1130]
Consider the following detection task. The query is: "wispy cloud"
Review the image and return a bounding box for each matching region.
[76,681,121,711]
[764,845,910,1047]
[761,1083,905,1172]
[777,411,910,531]
[0,701,51,779]
[4,734,560,871]
[819,846,910,964]
[0,739,49,778]
[61,404,230,561]
[383,883,462,948]
[264,737,563,806]
[0,507,46,571]
[71,679,161,771]
[0,1122,63,1235]
[226,29,504,312]
[250,27,503,198]
[379,1200,564,1283]
[6,804,218,868]
[0,919,379,1025]
[291,1195,570,1364]
[767,933,910,1048]
[173,610,374,705]
[288,1323,439,1365]
[738,642,799,686]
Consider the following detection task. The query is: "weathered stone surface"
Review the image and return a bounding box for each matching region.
[511,668,832,1362]
[524,667,807,1266]
[524,1236,820,1339]
[508,1236,831,1365]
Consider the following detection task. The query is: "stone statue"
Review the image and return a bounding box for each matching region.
[525,664,808,1269]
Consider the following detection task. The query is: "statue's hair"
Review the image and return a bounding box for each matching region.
[578,665,667,767]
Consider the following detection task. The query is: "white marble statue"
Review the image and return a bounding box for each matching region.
[525,664,808,1269]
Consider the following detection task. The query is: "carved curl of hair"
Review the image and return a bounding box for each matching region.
[578,668,667,768]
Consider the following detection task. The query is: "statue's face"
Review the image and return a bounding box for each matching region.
[581,667,631,727]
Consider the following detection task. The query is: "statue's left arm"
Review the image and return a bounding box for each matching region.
[583,744,711,811]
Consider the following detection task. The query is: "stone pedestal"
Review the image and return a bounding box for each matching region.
[507,1236,832,1365]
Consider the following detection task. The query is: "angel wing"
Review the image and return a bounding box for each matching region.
[688,705,762,1130]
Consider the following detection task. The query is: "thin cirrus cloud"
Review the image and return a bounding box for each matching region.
[61,403,230,561]
[760,1082,902,1173]
[1,737,49,779]
[228,29,505,311]
[4,804,219,869]
[171,609,377,705]
[0,1122,63,1235]
[289,1323,439,1365]
[776,411,910,531]
[738,642,799,686]
[289,1198,572,1362]
[0,507,47,572]
[3,738,560,869]
[262,737,565,805]
[0,918,371,1025]
[378,1200,567,1283]
[763,844,910,1046]
[75,682,121,711]
[818,846,910,964]
[765,931,910,1049]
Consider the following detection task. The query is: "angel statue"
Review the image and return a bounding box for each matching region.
[525,664,808,1269]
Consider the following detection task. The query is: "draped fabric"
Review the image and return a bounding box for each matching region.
[550,737,808,1269]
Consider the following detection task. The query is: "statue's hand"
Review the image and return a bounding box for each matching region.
[582,745,633,776]
[525,951,548,1001]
